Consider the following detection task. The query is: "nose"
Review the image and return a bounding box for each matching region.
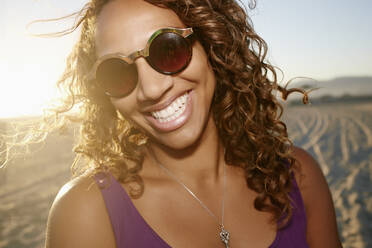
[135,58,174,102]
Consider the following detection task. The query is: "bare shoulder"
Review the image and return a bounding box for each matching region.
[290,146,324,189]
[290,146,342,248]
[45,173,116,248]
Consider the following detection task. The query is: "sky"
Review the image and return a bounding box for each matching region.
[0,0,371,118]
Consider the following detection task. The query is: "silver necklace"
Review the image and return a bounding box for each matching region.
[149,149,230,248]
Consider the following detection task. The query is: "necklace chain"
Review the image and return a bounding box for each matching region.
[155,154,226,226]
[148,147,230,247]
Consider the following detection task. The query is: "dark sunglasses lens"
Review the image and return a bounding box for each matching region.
[96,58,138,97]
[148,32,191,74]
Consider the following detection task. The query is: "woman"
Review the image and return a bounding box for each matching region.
[43,0,342,247]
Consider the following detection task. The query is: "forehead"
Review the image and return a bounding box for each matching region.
[95,0,185,57]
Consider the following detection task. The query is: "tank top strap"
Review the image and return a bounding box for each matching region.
[94,171,171,248]
[271,171,309,247]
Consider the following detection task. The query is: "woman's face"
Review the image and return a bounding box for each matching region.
[95,0,216,150]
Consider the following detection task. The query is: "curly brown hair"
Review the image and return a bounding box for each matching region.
[2,0,310,228]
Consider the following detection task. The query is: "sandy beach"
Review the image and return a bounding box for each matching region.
[283,100,372,248]
[1,100,371,248]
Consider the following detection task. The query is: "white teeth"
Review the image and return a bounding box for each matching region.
[171,105,177,113]
[151,92,188,122]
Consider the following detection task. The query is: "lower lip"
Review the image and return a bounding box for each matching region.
[145,90,193,132]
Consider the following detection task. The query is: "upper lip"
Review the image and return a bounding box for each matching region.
[142,90,190,113]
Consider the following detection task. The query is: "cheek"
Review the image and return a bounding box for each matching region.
[186,43,216,88]
[195,47,216,92]
[110,97,137,120]
[110,95,151,134]
[190,43,210,72]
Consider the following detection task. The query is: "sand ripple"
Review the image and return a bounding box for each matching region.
[284,101,372,248]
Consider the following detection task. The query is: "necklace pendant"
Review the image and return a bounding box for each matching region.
[219,226,230,248]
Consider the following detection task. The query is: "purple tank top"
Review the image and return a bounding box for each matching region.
[94,172,309,248]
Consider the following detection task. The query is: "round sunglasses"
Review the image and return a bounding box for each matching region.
[88,27,194,98]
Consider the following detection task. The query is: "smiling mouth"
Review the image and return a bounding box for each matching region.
[150,91,189,123]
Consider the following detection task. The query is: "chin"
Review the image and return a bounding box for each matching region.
[150,127,202,151]
[150,112,214,152]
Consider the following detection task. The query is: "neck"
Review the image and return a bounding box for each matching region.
[142,117,224,187]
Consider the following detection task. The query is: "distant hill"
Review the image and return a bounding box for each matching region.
[285,76,372,100]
